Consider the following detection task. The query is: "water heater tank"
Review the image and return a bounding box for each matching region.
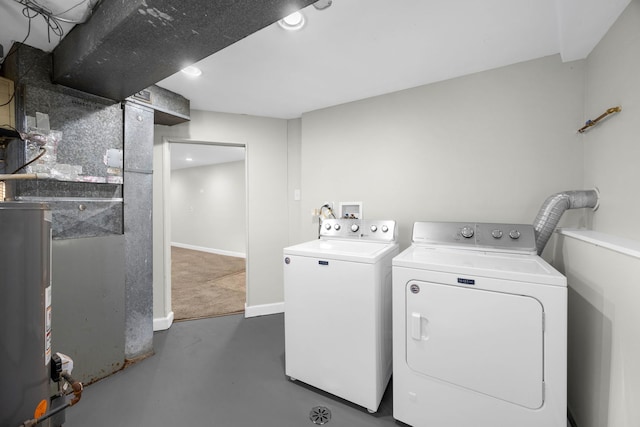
[0,202,52,427]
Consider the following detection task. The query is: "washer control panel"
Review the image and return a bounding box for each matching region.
[320,219,397,242]
[412,221,536,253]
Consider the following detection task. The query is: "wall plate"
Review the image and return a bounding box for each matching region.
[339,201,362,219]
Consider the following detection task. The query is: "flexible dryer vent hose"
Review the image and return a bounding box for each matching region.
[533,189,599,255]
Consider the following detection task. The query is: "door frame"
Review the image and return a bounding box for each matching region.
[158,137,248,328]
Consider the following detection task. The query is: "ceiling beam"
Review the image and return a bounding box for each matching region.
[52,0,316,101]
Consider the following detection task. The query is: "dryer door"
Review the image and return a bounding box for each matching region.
[406,280,544,409]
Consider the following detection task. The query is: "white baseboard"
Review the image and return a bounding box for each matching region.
[244,302,284,318]
[171,242,246,259]
[153,311,174,331]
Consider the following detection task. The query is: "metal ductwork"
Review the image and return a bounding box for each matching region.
[52,0,317,101]
[533,189,600,255]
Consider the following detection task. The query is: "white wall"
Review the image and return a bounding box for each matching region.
[553,234,640,427]
[550,2,640,427]
[150,10,640,425]
[583,0,640,239]
[287,119,303,246]
[171,160,246,255]
[299,54,586,248]
[153,54,588,322]
[153,110,291,319]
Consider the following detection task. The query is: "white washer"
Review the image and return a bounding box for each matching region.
[392,221,567,427]
[284,218,399,413]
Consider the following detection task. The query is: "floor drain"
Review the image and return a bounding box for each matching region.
[309,406,331,425]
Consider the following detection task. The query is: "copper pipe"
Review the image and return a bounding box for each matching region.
[19,373,83,426]
[0,173,49,180]
[578,106,622,133]
[62,372,84,406]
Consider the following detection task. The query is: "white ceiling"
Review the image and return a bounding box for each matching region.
[0,0,631,121]
[156,0,631,119]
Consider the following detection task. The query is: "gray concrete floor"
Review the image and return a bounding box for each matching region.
[65,313,401,427]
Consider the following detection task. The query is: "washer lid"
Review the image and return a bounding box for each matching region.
[284,239,399,263]
[393,245,566,286]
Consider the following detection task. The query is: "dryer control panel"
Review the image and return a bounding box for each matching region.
[320,219,397,242]
[412,221,536,254]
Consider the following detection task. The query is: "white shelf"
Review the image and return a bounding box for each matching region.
[556,228,640,260]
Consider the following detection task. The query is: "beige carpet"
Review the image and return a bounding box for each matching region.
[171,246,246,321]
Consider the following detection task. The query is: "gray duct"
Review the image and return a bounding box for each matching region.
[533,189,599,255]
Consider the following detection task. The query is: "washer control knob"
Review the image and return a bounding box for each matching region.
[351,224,360,232]
[334,224,341,231]
[491,229,503,239]
[324,223,332,230]
[370,225,378,232]
[509,229,521,239]
[461,226,474,239]
[381,225,389,233]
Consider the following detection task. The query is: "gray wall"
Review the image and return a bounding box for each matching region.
[299,54,586,249]
[171,160,246,255]
[287,119,303,246]
[153,54,587,319]
[52,236,125,384]
[149,5,640,426]
[153,111,290,319]
[583,0,640,239]
[551,2,640,427]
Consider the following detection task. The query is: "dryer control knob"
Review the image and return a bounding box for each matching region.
[351,224,360,232]
[509,229,521,239]
[491,229,503,239]
[381,225,389,233]
[324,223,332,230]
[334,224,341,231]
[370,225,378,232]
[461,226,474,238]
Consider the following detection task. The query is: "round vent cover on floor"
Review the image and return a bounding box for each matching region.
[309,406,331,425]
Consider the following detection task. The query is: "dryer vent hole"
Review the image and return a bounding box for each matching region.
[309,406,331,425]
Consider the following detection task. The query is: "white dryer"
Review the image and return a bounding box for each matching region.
[392,221,567,427]
[284,218,399,413]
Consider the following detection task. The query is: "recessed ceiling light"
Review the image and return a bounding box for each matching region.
[181,66,202,77]
[313,0,332,10]
[278,11,305,31]
[186,157,193,161]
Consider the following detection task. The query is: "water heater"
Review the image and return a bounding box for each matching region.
[0,202,52,426]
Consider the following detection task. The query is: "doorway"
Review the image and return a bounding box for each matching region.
[168,140,247,321]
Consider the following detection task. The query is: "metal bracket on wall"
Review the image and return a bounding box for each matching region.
[578,106,622,133]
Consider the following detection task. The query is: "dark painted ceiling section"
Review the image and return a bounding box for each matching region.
[52,0,316,101]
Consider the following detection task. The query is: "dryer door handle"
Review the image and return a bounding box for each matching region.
[411,312,422,340]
